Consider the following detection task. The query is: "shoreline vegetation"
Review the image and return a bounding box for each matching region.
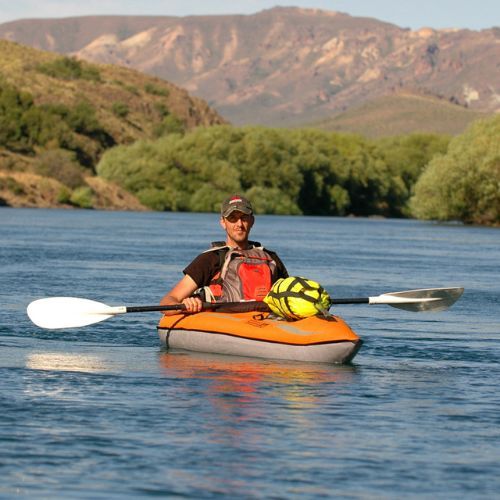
[0,43,498,227]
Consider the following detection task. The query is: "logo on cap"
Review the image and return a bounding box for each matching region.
[221,195,253,217]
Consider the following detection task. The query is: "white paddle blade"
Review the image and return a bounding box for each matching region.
[371,287,464,312]
[27,297,126,329]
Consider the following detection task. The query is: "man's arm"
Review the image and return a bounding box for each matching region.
[160,250,220,314]
[160,274,203,314]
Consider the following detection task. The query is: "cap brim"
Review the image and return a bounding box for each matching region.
[222,205,253,217]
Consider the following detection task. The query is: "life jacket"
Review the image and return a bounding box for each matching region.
[204,241,277,302]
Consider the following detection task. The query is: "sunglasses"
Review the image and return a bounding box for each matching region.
[224,212,252,223]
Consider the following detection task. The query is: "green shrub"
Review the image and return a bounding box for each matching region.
[0,176,25,195]
[36,57,101,81]
[329,185,350,215]
[57,186,72,204]
[20,106,73,148]
[34,149,85,189]
[65,101,102,135]
[153,114,186,137]
[125,84,140,95]
[154,103,169,117]
[113,80,140,95]
[111,101,129,118]
[144,82,170,97]
[70,186,94,208]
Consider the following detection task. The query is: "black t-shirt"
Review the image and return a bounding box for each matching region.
[184,247,288,288]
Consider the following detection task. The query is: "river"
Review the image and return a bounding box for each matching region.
[1,208,499,498]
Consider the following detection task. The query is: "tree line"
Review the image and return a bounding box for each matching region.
[97,116,499,225]
[97,125,449,218]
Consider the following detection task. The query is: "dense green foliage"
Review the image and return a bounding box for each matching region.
[375,134,451,216]
[97,126,448,215]
[411,115,500,226]
[0,80,112,166]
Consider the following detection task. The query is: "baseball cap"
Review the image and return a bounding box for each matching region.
[221,195,253,217]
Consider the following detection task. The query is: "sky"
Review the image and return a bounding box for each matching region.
[0,0,498,30]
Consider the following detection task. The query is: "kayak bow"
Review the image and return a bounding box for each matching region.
[158,310,362,364]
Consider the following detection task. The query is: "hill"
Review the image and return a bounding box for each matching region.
[0,7,498,129]
[307,92,490,137]
[0,40,225,209]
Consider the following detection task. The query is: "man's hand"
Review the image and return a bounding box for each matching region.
[181,296,203,313]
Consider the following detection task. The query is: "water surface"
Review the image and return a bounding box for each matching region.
[1,208,499,498]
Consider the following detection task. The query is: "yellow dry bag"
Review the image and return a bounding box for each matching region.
[264,276,331,320]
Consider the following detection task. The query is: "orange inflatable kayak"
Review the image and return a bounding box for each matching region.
[157,311,362,364]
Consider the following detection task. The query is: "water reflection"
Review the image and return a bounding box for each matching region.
[159,351,357,408]
[25,352,109,373]
[159,351,359,458]
[161,350,356,379]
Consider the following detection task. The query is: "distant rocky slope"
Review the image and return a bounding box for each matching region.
[0,7,498,126]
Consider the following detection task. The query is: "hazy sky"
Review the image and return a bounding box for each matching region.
[0,0,498,30]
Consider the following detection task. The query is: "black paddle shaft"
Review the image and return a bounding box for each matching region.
[124,299,369,314]
[126,305,182,313]
[330,298,369,305]
[125,301,271,313]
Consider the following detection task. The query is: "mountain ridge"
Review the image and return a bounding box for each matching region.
[1,7,498,126]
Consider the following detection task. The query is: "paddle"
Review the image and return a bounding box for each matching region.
[27,287,463,330]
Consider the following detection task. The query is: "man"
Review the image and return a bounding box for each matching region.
[160,195,288,313]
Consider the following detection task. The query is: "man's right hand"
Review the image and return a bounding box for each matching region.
[181,296,203,313]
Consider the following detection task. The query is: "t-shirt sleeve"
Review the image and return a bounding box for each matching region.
[183,251,221,288]
[268,251,289,281]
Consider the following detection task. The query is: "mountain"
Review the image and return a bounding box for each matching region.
[0,7,498,128]
[0,40,225,209]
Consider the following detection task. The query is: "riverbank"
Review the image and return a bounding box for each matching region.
[0,171,147,211]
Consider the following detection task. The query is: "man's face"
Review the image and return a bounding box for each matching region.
[220,211,254,247]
